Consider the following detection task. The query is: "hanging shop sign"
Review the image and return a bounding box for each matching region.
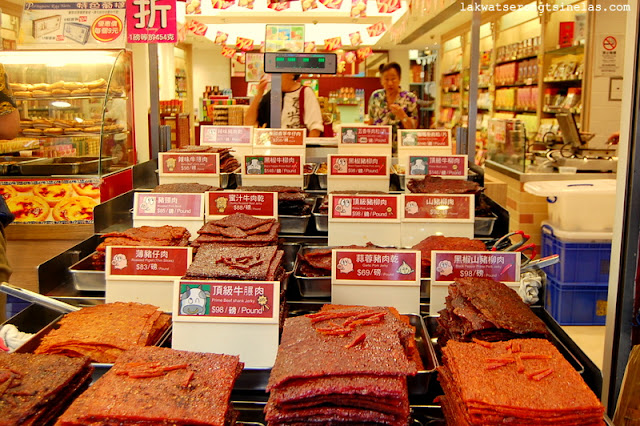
[19,1,126,49]
[265,24,304,53]
[126,0,177,44]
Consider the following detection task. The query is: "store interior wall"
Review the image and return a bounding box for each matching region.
[587,4,627,149]
[131,43,151,162]
[191,44,228,115]
[158,43,177,101]
[388,49,412,92]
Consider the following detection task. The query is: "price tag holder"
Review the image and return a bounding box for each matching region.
[205,191,278,220]
[241,154,304,187]
[331,248,420,314]
[338,125,392,156]
[328,194,400,247]
[200,125,253,159]
[400,194,474,246]
[172,279,280,368]
[429,251,521,313]
[405,155,468,183]
[133,192,205,237]
[158,152,221,187]
[105,246,193,312]
[327,154,390,193]
[397,129,452,166]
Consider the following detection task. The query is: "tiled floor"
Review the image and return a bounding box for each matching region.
[562,326,607,370]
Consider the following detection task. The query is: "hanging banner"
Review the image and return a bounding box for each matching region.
[236,36,254,51]
[319,0,344,9]
[214,31,228,45]
[185,20,207,36]
[357,46,373,60]
[265,24,304,52]
[185,0,201,13]
[350,32,363,47]
[324,36,342,51]
[301,0,318,10]
[351,0,367,17]
[19,1,126,49]
[304,41,317,53]
[238,0,255,8]
[211,0,235,8]
[367,21,387,37]
[345,51,356,64]
[267,0,291,10]
[126,0,177,43]
[221,46,236,58]
[376,0,401,12]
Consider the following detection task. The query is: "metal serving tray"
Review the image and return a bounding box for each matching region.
[303,163,317,190]
[0,156,42,175]
[391,164,406,191]
[474,213,498,236]
[69,252,105,292]
[19,156,113,175]
[312,197,328,233]
[293,245,331,298]
[235,309,439,397]
[279,214,311,234]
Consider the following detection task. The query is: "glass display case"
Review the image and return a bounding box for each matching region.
[0,49,135,175]
[486,118,528,173]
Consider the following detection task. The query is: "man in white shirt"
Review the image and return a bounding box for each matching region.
[245,73,324,137]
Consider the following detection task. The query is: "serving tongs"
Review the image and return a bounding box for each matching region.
[0,283,79,314]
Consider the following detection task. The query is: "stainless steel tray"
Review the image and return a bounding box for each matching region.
[391,164,406,191]
[0,156,42,175]
[312,197,328,233]
[279,214,311,234]
[474,213,498,236]
[293,245,331,298]
[69,252,104,291]
[303,163,317,190]
[19,156,113,175]
[281,242,300,272]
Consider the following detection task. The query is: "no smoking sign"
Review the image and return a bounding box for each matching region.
[603,36,617,51]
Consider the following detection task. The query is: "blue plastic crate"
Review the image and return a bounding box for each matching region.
[541,225,611,284]
[5,295,31,319]
[544,276,608,326]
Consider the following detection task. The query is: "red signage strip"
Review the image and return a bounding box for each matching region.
[398,129,451,148]
[200,126,253,145]
[340,125,391,145]
[126,0,178,43]
[159,153,219,175]
[244,155,302,175]
[254,129,305,146]
[133,193,203,219]
[403,194,473,221]
[408,155,467,177]
[333,249,420,282]
[106,246,191,277]
[207,191,277,217]
[431,251,520,283]
[177,281,276,319]
[328,155,388,176]
[329,194,399,220]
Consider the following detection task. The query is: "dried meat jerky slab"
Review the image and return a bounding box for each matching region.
[102,225,190,243]
[185,245,277,281]
[438,339,604,424]
[237,185,303,194]
[407,175,482,194]
[57,346,242,426]
[245,222,275,235]
[197,223,225,235]
[194,222,280,244]
[170,145,213,153]
[265,401,404,426]
[34,302,171,363]
[153,183,219,193]
[0,352,92,426]
[207,213,276,230]
[220,226,248,239]
[267,309,417,390]
[445,277,549,338]
[267,250,284,281]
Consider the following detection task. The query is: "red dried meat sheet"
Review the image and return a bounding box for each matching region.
[57,347,242,426]
[246,222,275,235]
[0,352,92,426]
[438,339,604,425]
[101,225,190,242]
[185,245,279,280]
[206,213,275,230]
[267,308,417,390]
[197,224,225,235]
[34,302,171,363]
[407,175,482,194]
[220,226,248,238]
[411,235,486,275]
[152,183,219,193]
[264,401,405,425]
[194,222,279,244]
[267,250,285,281]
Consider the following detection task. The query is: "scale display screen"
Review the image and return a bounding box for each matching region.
[263,52,337,74]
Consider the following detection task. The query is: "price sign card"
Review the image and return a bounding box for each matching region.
[242,155,303,187]
[104,246,193,312]
[339,125,391,145]
[133,192,204,237]
[200,125,253,146]
[159,152,219,175]
[172,279,280,368]
[401,194,474,246]
[407,155,467,179]
[403,194,473,221]
[398,129,452,149]
[429,251,521,313]
[253,128,305,146]
[327,154,390,192]
[331,248,420,314]
[328,194,401,247]
[206,191,278,219]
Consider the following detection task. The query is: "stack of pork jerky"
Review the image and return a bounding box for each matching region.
[0,352,93,425]
[265,305,419,425]
[191,213,280,249]
[437,277,549,347]
[237,186,311,215]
